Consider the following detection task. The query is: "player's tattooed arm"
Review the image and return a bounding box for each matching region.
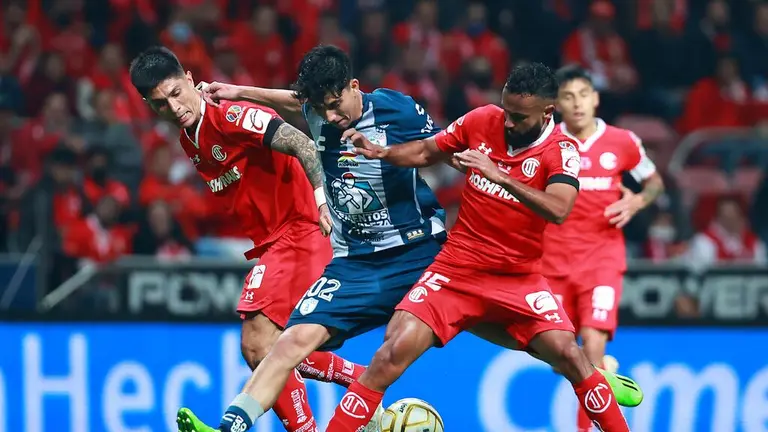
[270,122,325,189]
[639,172,665,207]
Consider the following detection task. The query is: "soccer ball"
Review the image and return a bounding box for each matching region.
[380,398,444,432]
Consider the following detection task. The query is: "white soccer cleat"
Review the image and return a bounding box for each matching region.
[602,354,619,373]
[361,402,384,432]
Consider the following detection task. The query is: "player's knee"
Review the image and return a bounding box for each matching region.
[367,313,433,387]
[267,324,329,370]
[241,314,282,369]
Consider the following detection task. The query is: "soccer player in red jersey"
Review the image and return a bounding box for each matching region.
[129,47,367,432]
[543,65,664,431]
[331,63,631,432]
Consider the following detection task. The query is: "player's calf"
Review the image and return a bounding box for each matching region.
[326,311,436,432]
[530,330,629,432]
[578,327,611,431]
[241,312,283,369]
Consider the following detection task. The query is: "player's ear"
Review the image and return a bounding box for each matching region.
[593,90,600,109]
[349,78,360,91]
[543,104,556,121]
[185,70,194,85]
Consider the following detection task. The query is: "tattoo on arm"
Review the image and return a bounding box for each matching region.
[270,122,325,189]
[640,173,665,207]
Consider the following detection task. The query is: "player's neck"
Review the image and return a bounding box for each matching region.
[567,119,598,142]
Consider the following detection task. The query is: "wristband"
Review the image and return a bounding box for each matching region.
[314,187,327,208]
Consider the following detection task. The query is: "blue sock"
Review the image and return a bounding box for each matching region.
[219,393,264,432]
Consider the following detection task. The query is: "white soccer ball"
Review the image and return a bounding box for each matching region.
[380,398,444,432]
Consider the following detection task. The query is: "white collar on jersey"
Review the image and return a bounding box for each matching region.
[507,116,555,157]
[183,96,207,149]
[559,118,606,153]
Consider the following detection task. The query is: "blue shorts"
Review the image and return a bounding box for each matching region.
[286,236,443,351]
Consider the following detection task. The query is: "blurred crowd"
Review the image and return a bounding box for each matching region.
[1,0,767,288]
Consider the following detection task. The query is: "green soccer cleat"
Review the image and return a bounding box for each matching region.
[597,367,644,408]
[177,408,219,432]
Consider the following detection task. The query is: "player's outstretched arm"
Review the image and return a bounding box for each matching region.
[455,150,579,224]
[203,82,310,135]
[344,128,447,167]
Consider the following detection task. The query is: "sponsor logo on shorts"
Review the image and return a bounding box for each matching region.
[340,392,369,419]
[544,312,563,323]
[584,382,612,414]
[247,265,266,289]
[524,291,559,315]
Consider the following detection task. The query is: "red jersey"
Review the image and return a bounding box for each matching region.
[433,105,581,274]
[542,119,657,276]
[178,99,318,259]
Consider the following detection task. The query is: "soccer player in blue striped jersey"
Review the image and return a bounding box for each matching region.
[178,45,448,432]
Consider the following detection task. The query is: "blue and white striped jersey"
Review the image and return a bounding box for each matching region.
[303,88,445,258]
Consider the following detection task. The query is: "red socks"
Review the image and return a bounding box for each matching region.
[272,369,318,432]
[326,381,383,432]
[299,352,365,387]
[572,371,629,432]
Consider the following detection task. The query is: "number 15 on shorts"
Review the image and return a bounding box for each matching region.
[296,277,341,315]
[408,271,450,303]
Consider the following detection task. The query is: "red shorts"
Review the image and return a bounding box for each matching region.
[547,268,623,338]
[395,261,574,349]
[238,222,332,326]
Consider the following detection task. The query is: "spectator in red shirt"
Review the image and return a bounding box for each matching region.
[138,142,208,240]
[82,146,131,210]
[353,9,392,71]
[677,54,751,134]
[442,1,510,86]
[562,0,638,95]
[210,37,255,86]
[24,51,77,117]
[382,44,443,120]
[0,1,42,85]
[62,195,134,265]
[160,13,212,82]
[229,5,289,87]
[132,200,194,260]
[78,43,149,123]
[392,0,442,72]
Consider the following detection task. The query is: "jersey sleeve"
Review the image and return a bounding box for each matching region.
[217,103,285,149]
[433,106,487,153]
[545,139,581,189]
[624,131,657,182]
[376,89,441,143]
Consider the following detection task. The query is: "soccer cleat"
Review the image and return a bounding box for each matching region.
[177,408,219,432]
[597,367,643,408]
[361,402,384,432]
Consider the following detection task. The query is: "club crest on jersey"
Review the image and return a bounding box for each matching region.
[337,150,359,168]
[599,152,618,170]
[212,144,227,162]
[522,157,540,178]
[225,105,243,123]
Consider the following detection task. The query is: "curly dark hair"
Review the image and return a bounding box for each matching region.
[129,46,185,98]
[504,62,559,101]
[291,45,353,106]
[555,64,594,88]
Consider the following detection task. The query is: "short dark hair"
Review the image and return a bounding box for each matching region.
[555,65,594,88]
[504,62,558,100]
[129,46,185,98]
[292,45,353,106]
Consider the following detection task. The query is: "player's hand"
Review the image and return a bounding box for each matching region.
[604,184,644,228]
[454,150,502,183]
[344,128,388,159]
[201,81,242,107]
[318,203,333,237]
